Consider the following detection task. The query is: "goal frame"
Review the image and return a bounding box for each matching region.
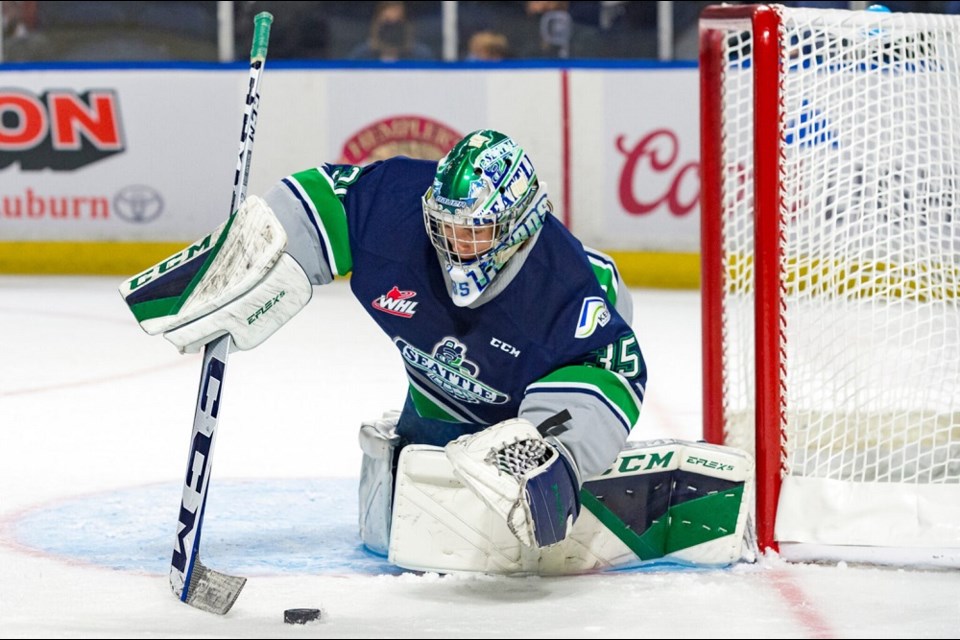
[700,3,784,555]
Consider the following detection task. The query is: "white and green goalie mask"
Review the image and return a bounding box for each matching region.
[422,130,550,306]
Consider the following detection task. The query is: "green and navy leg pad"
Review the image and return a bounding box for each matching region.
[542,439,756,571]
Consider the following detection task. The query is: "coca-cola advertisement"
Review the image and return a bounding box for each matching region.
[601,69,700,252]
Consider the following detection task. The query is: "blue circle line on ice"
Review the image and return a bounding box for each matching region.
[5,477,713,577]
[6,477,403,576]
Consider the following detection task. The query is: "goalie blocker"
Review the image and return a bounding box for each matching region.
[360,414,755,574]
[118,196,312,353]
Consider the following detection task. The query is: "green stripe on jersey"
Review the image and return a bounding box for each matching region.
[589,257,618,307]
[408,384,459,422]
[290,168,353,276]
[532,365,641,428]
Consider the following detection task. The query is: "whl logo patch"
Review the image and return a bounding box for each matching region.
[575,296,610,339]
[372,286,419,318]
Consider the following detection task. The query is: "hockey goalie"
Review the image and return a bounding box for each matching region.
[120,129,754,574]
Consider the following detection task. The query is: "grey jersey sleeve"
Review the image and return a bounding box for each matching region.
[264,182,334,285]
[520,392,631,483]
[518,362,644,482]
[613,278,633,325]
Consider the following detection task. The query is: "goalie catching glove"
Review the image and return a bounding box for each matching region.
[118,196,313,353]
[445,417,581,548]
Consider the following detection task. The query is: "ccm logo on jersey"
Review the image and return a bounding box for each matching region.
[373,286,419,318]
[490,337,520,357]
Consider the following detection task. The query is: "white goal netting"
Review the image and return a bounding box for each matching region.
[706,5,960,560]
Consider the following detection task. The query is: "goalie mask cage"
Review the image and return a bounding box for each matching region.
[699,4,960,566]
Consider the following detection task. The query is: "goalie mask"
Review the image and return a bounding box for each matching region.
[422,129,551,306]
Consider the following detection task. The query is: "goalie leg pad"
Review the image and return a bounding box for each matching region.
[444,418,581,548]
[358,411,401,556]
[389,445,538,574]
[540,439,755,571]
[665,440,755,565]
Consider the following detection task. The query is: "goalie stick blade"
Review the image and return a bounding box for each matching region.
[178,559,247,615]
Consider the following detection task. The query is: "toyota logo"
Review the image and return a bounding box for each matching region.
[114,185,163,223]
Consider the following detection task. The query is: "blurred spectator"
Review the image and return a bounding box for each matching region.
[566,1,626,30]
[347,1,434,62]
[513,1,573,59]
[466,30,509,61]
[2,1,37,39]
[1,1,41,61]
[3,1,218,62]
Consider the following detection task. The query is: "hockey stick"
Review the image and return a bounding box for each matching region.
[169,11,273,615]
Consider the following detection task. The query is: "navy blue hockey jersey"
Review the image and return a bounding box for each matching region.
[265,156,646,478]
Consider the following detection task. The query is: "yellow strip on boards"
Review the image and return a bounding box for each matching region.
[605,251,700,289]
[0,241,187,275]
[0,241,703,289]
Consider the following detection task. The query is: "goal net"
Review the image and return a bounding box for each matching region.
[699,4,960,565]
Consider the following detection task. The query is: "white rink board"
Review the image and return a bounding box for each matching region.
[0,64,700,253]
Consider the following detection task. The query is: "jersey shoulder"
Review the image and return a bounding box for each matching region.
[324,157,438,254]
[507,219,630,345]
[323,156,437,208]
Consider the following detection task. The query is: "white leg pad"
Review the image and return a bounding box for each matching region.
[358,411,401,556]
[389,445,539,574]
[667,440,756,565]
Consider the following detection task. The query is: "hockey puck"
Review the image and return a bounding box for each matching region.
[284,608,321,624]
